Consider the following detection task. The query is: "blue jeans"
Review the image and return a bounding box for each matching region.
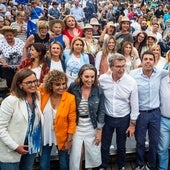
[158,116,170,170]
[101,114,130,169]
[19,153,36,170]
[39,144,69,170]
[0,162,19,170]
[39,145,53,170]
[135,108,161,169]
[58,150,69,170]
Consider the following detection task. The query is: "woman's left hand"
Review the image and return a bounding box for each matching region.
[62,140,73,151]
[94,129,102,146]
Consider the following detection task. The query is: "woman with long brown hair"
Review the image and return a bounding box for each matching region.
[95,36,116,76]
[63,15,83,43]
[63,37,89,85]
[18,43,49,83]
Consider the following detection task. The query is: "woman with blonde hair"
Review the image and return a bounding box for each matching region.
[95,36,116,76]
[150,44,166,69]
[63,37,89,85]
[47,41,66,72]
[23,20,50,58]
[63,15,83,43]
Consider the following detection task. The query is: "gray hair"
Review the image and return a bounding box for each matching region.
[108,53,126,66]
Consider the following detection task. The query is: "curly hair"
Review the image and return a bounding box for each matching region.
[43,70,68,94]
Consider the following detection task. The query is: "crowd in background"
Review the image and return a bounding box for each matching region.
[0,0,170,170]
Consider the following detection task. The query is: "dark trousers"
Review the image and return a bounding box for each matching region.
[135,108,161,169]
[101,114,130,169]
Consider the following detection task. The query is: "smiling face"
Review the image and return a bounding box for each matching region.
[4,31,15,44]
[121,21,130,32]
[52,79,67,95]
[72,39,84,54]
[107,38,116,51]
[137,33,145,43]
[152,46,160,58]
[84,28,93,38]
[52,23,63,35]
[81,69,95,88]
[20,74,38,96]
[50,43,62,58]
[39,27,48,36]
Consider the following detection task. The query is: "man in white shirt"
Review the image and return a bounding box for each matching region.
[158,75,170,170]
[99,53,139,170]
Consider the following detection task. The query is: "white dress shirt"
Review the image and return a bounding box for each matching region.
[160,75,170,118]
[99,72,139,120]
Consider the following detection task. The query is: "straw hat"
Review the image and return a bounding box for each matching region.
[120,16,132,23]
[83,23,93,30]
[90,18,100,26]
[0,26,17,35]
[49,20,65,32]
[107,21,116,27]
[147,33,157,42]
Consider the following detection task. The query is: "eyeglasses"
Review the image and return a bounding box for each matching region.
[22,79,38,86]
[138,35,145,38]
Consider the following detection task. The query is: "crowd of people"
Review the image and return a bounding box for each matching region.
[0,0,170,170]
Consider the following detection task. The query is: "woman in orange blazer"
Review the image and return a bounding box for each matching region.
[39,70,76,170]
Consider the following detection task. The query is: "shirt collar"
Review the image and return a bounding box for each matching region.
[140,66,157,76]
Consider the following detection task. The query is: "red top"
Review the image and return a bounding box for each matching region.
[63,27,83,43]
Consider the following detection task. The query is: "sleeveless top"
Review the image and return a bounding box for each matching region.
[34,33,50,49]
[99,56,108,76]
[50,34,65,49]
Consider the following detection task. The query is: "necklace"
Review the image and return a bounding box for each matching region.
[50,95,61,109]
